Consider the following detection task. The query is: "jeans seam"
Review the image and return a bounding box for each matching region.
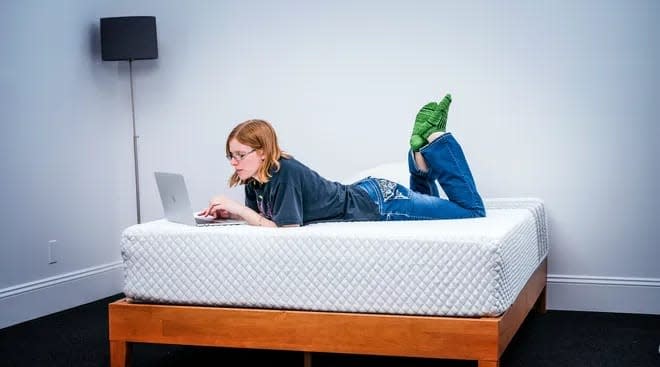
[436,134,482,215]
[445,143,478,206]
[386,212,436,220]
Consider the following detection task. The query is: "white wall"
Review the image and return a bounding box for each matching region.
[1,0,658,328]
[0,1,136,327]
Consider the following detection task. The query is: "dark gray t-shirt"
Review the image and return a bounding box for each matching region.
[244,157,379,226]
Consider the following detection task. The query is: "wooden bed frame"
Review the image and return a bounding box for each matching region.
[109,259,546,367]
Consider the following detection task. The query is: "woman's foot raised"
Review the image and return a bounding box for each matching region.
[410,93,452,151]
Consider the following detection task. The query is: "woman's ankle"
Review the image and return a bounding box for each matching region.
[427,131,448,144]
[414,151,429,172]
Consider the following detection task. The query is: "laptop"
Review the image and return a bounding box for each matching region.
[154,172,245,226]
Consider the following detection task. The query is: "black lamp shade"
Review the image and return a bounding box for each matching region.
[100,16,158,61]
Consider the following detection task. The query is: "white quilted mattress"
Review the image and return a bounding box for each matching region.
[121,198,548,316]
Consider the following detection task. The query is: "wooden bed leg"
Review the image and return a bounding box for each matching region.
[478,360,499,367]
[534,285,547,314]
[303,351,312,367]
[110,340,131,367]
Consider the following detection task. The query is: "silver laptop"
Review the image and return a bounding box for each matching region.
[154,172,245,226]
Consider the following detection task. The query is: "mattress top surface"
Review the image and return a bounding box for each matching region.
[125,208,532,244]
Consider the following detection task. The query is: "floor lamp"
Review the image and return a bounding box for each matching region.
[100,16,158,224]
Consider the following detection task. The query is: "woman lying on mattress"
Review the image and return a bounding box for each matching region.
[199,93,485,227]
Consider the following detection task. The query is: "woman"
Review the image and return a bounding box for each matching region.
[200,94,485,227]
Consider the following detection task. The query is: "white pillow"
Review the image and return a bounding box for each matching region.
[342,161,445,197]
[341,162,409,186]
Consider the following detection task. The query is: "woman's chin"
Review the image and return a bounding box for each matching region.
[236,171,251,180]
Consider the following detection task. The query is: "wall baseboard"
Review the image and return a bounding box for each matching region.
[547,274,660,314]
[0,262,123,329]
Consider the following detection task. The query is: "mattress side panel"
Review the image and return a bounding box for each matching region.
[490,211,541,315]
[485,198,549,261]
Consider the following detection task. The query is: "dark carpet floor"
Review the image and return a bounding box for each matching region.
[1,294,659,366]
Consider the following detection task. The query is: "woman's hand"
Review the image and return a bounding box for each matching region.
[199,195,243,219]
[200,194,279,227]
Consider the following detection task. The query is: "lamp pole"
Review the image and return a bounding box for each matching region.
[129,59,141,224]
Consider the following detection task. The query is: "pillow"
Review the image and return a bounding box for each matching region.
[342,162,409,186]
[342,161,445,197]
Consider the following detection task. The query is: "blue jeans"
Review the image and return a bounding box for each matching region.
[354,133,485,220]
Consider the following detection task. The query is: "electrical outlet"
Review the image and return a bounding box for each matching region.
[48,240,58,264]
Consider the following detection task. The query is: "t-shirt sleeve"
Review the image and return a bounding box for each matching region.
[269,179,304,226]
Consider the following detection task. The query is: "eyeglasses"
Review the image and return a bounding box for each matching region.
[226,149,256,161]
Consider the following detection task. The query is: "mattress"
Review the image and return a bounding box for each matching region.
[121,198,548,317]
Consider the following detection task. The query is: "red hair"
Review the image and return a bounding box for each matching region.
[226,119,290,186]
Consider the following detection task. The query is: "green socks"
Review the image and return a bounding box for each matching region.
[410,93,452,151]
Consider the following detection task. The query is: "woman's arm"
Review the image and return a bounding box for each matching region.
[202,195,279,227]
[233,203,278,227]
